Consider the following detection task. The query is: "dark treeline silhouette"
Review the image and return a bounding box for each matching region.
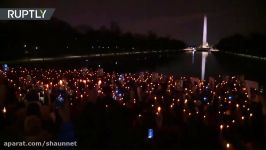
[0,18,186,61]
[215,33,266,57]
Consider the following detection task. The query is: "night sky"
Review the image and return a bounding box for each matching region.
[2,0,266,45]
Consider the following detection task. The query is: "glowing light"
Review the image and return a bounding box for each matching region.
[148,129,154,139]
[98,80,102,85]
[2,107,6,114]
[226,143,230,149]
[203,97,207,101]
[220,124,224,130]
[59,80,63,85]
[157,106,161,113]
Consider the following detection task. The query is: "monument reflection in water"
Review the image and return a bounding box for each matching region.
[201,52,208,80]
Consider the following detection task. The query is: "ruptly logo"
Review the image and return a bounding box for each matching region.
[0,8,55,20]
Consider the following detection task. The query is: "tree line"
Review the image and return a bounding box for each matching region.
[0,18,186,61]
[215,33,266,57]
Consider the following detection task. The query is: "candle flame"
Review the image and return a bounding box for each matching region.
[220,124,223,130]
[226,143,230,149]
[3,107,6,114]
[157,106,161,112]
[98,80,102,85]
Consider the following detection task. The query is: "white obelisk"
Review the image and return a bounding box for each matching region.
[200,15,209,80]
[202,15,208,48]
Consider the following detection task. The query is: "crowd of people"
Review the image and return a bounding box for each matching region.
[0,67,264,149]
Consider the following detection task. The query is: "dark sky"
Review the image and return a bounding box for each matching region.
[2,0,266,45]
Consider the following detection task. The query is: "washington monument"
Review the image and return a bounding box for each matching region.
[202,15,209,48]
[196,15,211,51]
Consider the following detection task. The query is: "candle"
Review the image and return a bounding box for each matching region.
[2,107,6,114]
[2,107,6,120]
[220,124,224,131]
[157,106,161,113]
[226,143,230,149]
[98,80,102,86]
[59,80,63,85]
[236,104,239,108]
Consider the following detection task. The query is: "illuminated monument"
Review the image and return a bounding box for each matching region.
[197,15,211,51]
[200,15,209,80]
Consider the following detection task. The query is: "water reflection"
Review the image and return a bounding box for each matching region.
[201,52,208,80]
[192,51,195,64]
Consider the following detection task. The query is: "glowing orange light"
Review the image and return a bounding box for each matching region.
[3,107,6,114]
[226,143,230,149]
[220,124,224,130]
[157,106,161,112]
[59,80,63,85]
[98,80,102,85]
